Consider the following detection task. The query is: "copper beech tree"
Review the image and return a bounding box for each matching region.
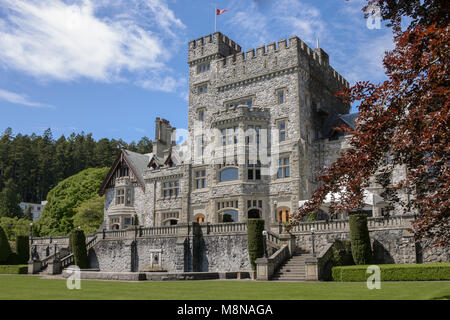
[291,0,449,246]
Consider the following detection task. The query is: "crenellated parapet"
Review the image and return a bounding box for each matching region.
[213,35,349,92]
[188,31,241,64]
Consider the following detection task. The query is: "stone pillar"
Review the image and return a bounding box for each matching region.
[47,259,62,275]
[28,260,41,274]
[255,257,273,280]
[304,257,319,281]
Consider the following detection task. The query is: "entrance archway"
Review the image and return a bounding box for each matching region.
[277,208,291,223]
[195,214,206,223]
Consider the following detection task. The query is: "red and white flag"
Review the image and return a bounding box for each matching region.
[216,9,227,15]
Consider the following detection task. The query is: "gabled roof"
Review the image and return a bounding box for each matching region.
[339,112,359,130]
[326,112,359,138]
[164,149,183,166]
[147,154,164,169]
[98,149,151,195]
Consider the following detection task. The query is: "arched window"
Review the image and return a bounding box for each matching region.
[248,209,261,219]
[219,209,238,223]
[277,208,291,223]
[195,214,206,223]
[220,167,238,182]
[111,224,120,230]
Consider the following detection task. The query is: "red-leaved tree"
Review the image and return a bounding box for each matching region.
[291,0,449,247]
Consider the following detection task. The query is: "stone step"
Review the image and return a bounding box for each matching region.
[271,277,306,281]
[276,272,305,276]
[279,268,305,272]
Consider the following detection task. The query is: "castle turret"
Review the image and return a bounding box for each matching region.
[188,31,241,64]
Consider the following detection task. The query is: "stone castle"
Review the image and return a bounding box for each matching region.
[28,32,448,280]
[98,31,357,230]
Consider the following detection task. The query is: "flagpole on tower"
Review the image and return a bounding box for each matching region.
[214,6,217,32]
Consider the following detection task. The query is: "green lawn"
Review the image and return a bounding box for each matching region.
[0,275,449,300]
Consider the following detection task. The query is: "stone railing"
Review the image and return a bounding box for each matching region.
[255,244,290,281]
[31,235,70,247]
[266,231,282,247]
[141,225,179,237]
[103,229,128,239]
[60,254,74,269]
[202,222,247,235]
[99,222,248,239]
[290,214,415,234]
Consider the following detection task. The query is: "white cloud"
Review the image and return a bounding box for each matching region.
[146,0,185,37]
[137,76,186,93]
[227,0,392,84]
[342,32,394,84]
[227,0,325,49]
[0,88,54,108]
[0,0,185,92]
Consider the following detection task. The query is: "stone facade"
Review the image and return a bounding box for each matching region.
[99,31,355,231]
[61,31,447,276]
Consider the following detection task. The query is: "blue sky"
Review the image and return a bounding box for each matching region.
[0,0,393,143]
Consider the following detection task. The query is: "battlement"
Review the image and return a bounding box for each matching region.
[214,36,349,90]
[188,32,241,63]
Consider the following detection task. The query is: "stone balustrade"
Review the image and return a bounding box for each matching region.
[290,214,415,234]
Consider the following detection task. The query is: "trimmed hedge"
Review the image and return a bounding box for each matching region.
[69,229,88,269]
[247,219,265,270]
[332,263,450,281]
[15,235,29,264]
[331,239,354,266]
[0,265,28,274]
[0,226,12,264]
[349,213,373,265]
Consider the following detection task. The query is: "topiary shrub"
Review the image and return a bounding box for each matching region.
[349,213,373,265]
[331,239,354,266]
[0,226,12,264]
[247,218,265,270]
[69,229,88,269]
[15,235,29,264]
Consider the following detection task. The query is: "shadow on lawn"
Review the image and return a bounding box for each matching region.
[430,295,450,300]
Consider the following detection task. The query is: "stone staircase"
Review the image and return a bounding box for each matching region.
[34,235,99,275]
[271,249,313,281]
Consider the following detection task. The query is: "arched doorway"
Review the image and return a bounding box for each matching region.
[195,214,206,223]
[277,208,291,223]
[248,209,261,219]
